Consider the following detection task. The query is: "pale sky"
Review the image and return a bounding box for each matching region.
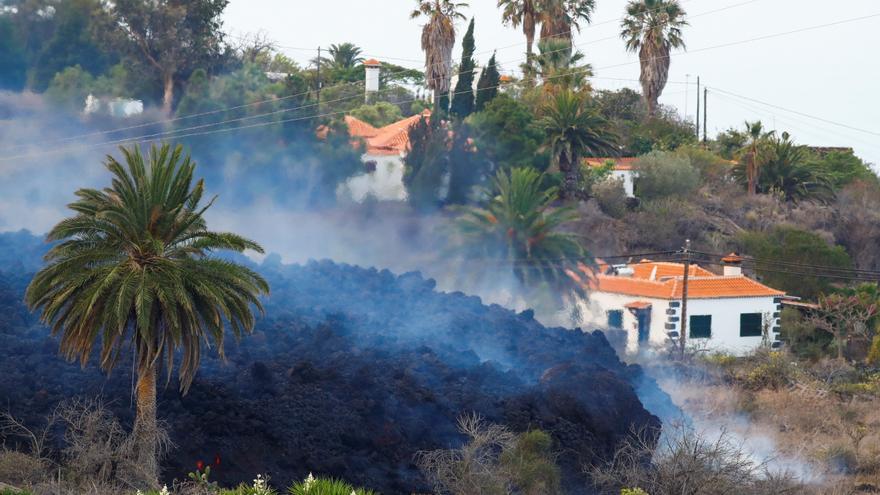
[224,0,880,165]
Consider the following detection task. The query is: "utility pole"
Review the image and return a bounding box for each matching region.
[703,87,708,143]
[679,239,691,359]
[695,76,700,140]
[684,74,690,119]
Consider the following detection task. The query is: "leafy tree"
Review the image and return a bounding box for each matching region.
[812,149,877,189]
[541,89,618,200]
[411,0,468,113]
[475,52,501,111]
[620,0,688,117]
[105,0,229,115]
[30,0,114,91]
[468,93,544,169]
[809,293,878,361]
[350,101,404,127]
[45,64,95,111]
[737,120,775,195]
[634,150,699,200]
[498,0,540,60]
[25,144,269,487]
[737,226,852,299]
[732,132,834,203]
[454,167,586,290]
[450,18,476,118]
[0,16,27,91]
[713,126,748,160]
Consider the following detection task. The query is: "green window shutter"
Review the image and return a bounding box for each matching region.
[607,310,623,329]
[689,315,712,339]
[740,313,763,337]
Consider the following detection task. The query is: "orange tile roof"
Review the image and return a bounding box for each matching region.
[363,58,381,66]
[625,301,653,309]
[344,110,431,156]
[572,260,784,300]
[631,261,715,280]
[584,157,638,171]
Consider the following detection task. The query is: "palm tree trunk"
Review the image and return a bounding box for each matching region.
[560,155,579,201]
[133,364,159,486]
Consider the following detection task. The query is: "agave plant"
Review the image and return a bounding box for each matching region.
[454,167,588,290]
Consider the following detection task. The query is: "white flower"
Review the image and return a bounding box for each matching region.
[136,491,143,495]
[304,472,315,490]
[351,491,357,495]
[159,485,170,495]
[253,474,266,490]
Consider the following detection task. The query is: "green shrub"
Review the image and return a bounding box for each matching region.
[633,151,699,200]
[591,177,628,218]
[740,351,798,390]
[621,489,650,495]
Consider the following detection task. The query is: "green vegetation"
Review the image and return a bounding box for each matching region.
[25,144,269,488]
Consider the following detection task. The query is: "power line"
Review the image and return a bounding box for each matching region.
[7,10,878,161]
[7,0,746,150]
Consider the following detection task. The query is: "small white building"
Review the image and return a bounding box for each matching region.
[570,254,785,356]
[584,157,638,198]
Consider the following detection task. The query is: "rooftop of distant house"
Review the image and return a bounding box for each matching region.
[567,257,785,300]
[584,157,638,171]
[344,110,431,156]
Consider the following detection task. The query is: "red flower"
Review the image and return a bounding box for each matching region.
[196,460,205,471]
[214,454,222,467]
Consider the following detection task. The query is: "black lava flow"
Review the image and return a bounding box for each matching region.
[0,231,665,494]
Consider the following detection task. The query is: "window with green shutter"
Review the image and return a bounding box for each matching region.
[607,310,623,329]
[689,315,712,339]
[740,313,763,337]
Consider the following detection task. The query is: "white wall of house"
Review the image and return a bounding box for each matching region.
[580,292,670,354]
[680,297,780,355]
[582,292,782,356]
[339,154,406,201]
[606,171,635,198]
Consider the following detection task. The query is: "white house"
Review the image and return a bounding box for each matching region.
[569,254,786,356]
[584,157,637,198]
[336,111,431,201]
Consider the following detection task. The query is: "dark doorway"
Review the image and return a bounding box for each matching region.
[636,309,651,343]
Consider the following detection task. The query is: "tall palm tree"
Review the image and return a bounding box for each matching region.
[538,0,596,45]
[498,0,540,60]
[25,144,269,487]
[620,0,687,117]
[411,0,469,113]
[328,42,364,70]
[455,167,587,290]
[738,120,775,195]
[541,90,618,200]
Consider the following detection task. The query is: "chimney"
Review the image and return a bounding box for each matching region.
[364,59,381,102]
[721,252,743,276]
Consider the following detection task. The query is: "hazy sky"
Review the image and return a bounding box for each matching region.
[224,0,880,165]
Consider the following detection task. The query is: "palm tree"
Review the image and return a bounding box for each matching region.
[733,131,834,203]
[539,0,596,45]
[529,38,593,91]
[328,42,364,70]
[498,0,540,60]
[541,90,618,200]
[620,0,687,117]
[455,167,587,290]
[25,144,269,487]
[411,0,469,113]
[738,120,775,195]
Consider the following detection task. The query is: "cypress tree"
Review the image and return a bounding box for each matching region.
[450,18,476,119]
[475,52,500,112]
